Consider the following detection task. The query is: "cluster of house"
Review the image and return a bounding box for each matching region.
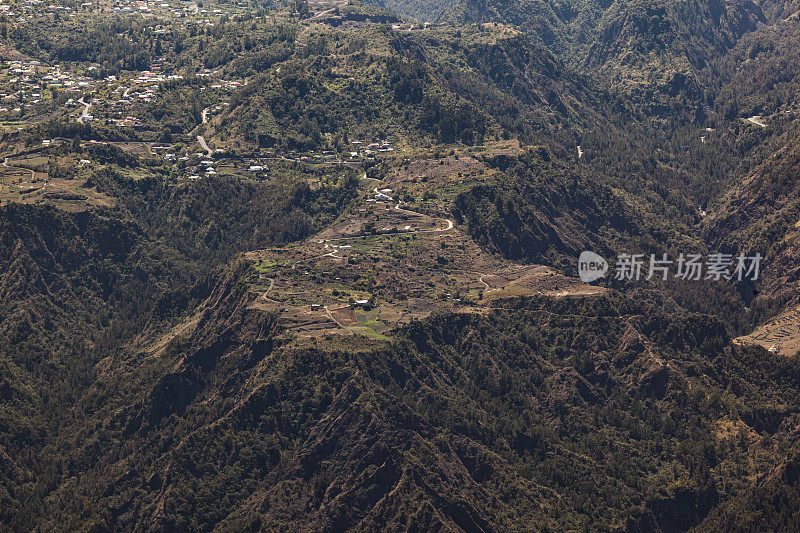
[1,0,68,19]
[113,115,144,128]
[210,79,245,90]
[148,136,402,183]
[103,0,228,18]
[150,144,185,161]
[119,68,184,101]
[0,0,226,28]
[348,140,395,159]
[196,69,245,91]
[246,139,397,166]
[0,0,191,18]
[0,60,97,118]
[261,139,397,165]
[57,63,245,130]
[81,68,183,126]
[3,0,238,22]
[178,152,276,181]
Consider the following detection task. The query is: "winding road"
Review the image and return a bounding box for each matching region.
[77,97,92,124]
[197,135,213,158]
[394,201,454,233]
[1,156,45,195]
[2,157,35,180]
[372,187,455,233]
[196,106,213,157]
[259,277,276,301]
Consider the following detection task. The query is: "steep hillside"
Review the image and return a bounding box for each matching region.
[371,0,765,116]
[710,16,800,120]
[696,441,800,531]
[758,0,800,21]
[0,204,201,525]
[703,126,800,305]
[367,0,467,23]
[586,0,764,115]
[0,164,360,527]
[5,259,793,530]
[214,19,725,268]
[3,0,800,529]
[216,23,611,152]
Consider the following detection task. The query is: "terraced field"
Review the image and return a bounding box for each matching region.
[247,175,607,340]
[735,305,800,356]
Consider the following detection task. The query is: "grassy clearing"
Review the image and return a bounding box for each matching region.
[253,259,279,274]
[355,307,385,330]
[347,325,389,341]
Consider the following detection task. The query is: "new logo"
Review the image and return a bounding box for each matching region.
[578,251,609,283]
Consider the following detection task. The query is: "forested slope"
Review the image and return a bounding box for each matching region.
[2,0,800,530]
[15,263,800,530]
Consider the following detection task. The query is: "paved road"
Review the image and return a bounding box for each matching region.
[372,187,455,231]
[312,188,456,243]
[194,106,214,157]
[197,135,213,158]
[77,97,92,124]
